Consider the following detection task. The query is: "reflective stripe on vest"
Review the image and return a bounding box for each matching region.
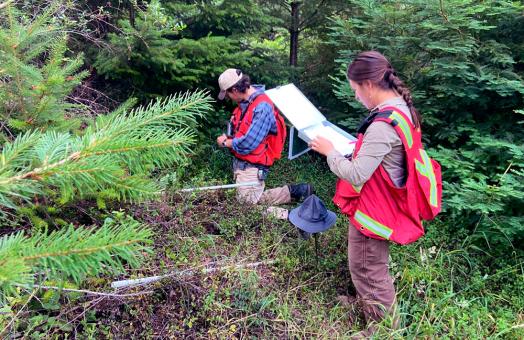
[415,149,438,207]
[389,111,413,149]
[354,210,393,239]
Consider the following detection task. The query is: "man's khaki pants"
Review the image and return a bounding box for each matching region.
[234,167,291,205]
[348,222,397,325]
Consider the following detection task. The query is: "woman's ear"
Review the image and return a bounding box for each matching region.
[363,80,375,91]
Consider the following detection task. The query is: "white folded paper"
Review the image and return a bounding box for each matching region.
[302,124,356,156]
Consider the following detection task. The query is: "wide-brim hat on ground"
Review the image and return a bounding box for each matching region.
[289,194,337,233]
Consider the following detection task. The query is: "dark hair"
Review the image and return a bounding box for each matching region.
[228,69,251,93]
[347,51,421,127]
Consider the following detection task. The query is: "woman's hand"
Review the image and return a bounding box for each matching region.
[309,136,334,156]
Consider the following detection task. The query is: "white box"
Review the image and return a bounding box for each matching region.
[266,84,356,158]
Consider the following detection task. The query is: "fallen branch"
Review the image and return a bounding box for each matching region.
[111,259,276,289]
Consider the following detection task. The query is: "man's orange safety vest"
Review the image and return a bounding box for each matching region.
[230,93,286,166]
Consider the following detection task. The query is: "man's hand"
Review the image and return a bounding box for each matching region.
[309,136,334,156]
[216,134,232,148]
[216,134,227,147]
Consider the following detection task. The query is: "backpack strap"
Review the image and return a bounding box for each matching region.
[380,106,415,149]
[357,110,393,134]
[358,106,416,150]
[233,92,273,134]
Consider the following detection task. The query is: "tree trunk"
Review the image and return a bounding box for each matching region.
[129,0,136,28]
[289,1,301,67]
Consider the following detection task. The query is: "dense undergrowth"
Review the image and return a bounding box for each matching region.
[2,145,522,338]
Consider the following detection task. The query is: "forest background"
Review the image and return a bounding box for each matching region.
[0,0,523,338]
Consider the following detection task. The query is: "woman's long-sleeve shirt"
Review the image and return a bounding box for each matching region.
[326,97,413,188]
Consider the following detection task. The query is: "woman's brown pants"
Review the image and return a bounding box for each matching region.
[348,223,397,324]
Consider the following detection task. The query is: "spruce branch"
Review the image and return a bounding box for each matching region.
[0,90,213,208]
[0,217,153,297]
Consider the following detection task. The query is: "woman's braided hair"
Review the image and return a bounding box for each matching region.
[347,51,421,128]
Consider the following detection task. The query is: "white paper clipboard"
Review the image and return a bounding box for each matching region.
[266,84,356,157]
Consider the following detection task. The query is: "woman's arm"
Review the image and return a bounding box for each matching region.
[322,122,397,186]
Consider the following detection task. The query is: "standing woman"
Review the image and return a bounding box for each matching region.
[310,51,437,334]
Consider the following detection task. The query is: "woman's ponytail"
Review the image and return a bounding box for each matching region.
[347,51,421,128]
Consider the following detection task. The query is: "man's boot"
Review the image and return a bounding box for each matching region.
[288,183,314,202]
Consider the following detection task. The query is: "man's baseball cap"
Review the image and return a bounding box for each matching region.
[218,68,242,100]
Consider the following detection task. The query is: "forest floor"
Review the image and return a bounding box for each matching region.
[7,145,524,339]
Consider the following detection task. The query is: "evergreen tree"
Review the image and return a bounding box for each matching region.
[0,1,214,299]
[92,0,290,100]
[329,0,524,135]
[261,0,349,67]
[0,2,89,140]
[0,89,213,298]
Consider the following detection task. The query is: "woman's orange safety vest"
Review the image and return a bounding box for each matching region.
[333,106,442,245]
[230,93,286,166]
